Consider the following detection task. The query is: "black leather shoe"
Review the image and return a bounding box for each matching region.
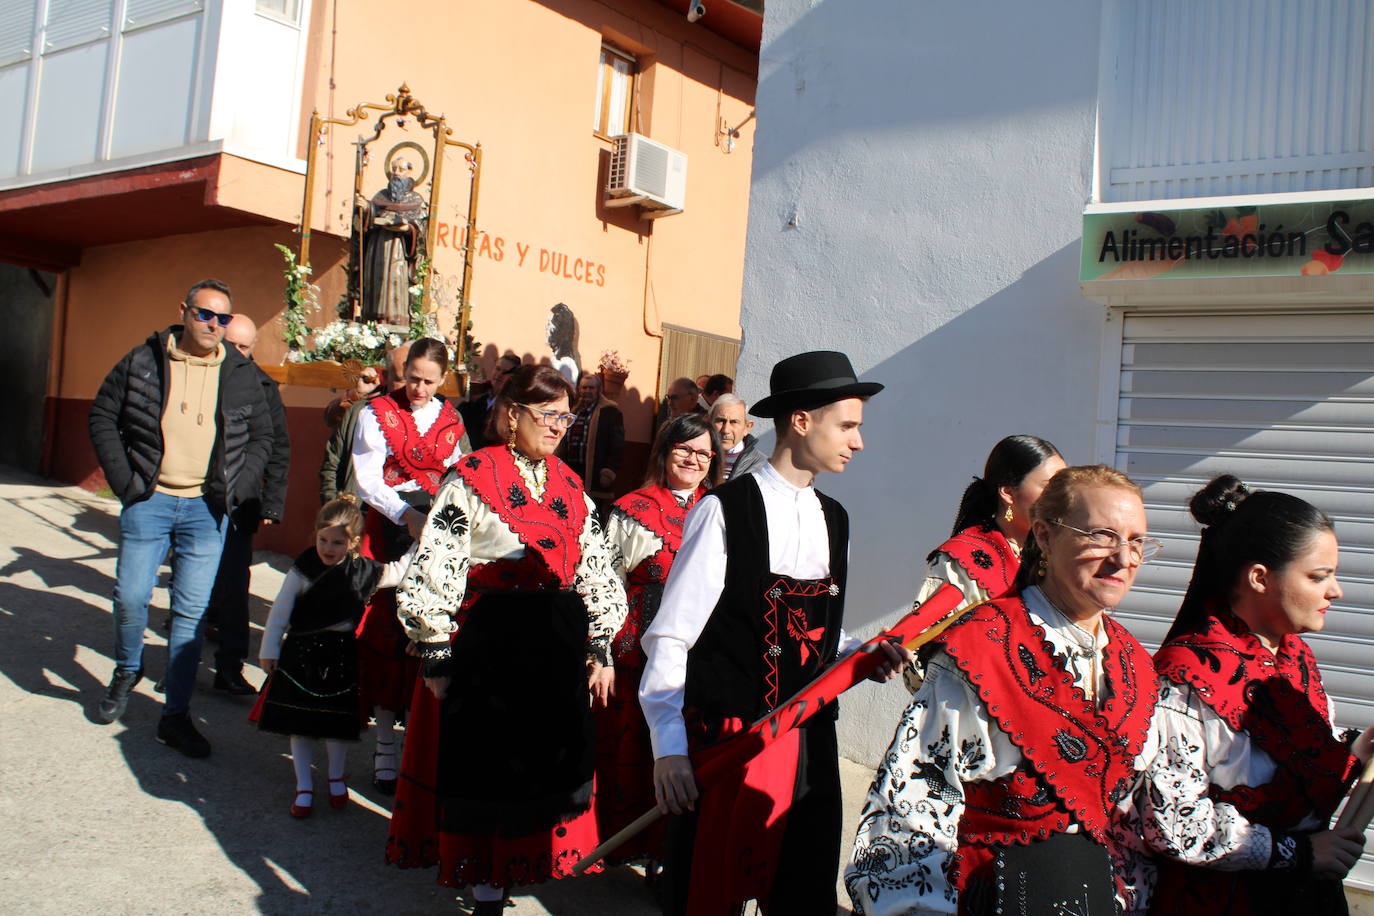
[213,668,256,696]
[97,668,143,723]
[156,711,211,758]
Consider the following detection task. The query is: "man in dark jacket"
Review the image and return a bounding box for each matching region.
[88,279,273,757]
[559,371,624,516]
[457,352,520,451]
[204,313,289,695]
[709,393,765,481]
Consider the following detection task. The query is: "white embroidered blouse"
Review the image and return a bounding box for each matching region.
[395,451,628,666]
[845,587,1162,916]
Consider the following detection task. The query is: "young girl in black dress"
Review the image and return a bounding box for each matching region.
[256,495,414,817]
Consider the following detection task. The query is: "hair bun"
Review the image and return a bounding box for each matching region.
[1189,474,1250,527]
[337,493,360,506]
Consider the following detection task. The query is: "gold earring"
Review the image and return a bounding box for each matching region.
[1037,553,1049,577]
[507,418,518,449]
[1003,505,1014,523]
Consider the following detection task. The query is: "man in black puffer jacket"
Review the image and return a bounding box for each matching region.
[88,278,273,758]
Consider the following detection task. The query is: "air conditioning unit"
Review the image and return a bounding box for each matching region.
[605,133,687,217]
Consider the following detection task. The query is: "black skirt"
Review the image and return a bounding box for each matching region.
[962,832,1115,916]
[436,589,595,838]
[257,630,363,740]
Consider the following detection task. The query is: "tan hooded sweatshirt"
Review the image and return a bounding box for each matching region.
[156,335,225,497]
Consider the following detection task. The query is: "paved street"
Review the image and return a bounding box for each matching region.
[0,467,869,915]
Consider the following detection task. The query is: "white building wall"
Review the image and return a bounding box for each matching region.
[738,0,1108,767]
[0,0,310,189]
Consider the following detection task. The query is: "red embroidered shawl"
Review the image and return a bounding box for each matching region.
[938,524,1019,598]
[370,391,465,495]
[939,596,1157,847]
[1154,609,1356,826]
[609,484,705,665]
[455,447,589,592]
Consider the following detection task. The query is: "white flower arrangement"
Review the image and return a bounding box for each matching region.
[299,319,390,365]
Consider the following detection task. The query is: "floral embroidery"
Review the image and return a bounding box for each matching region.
[507,484,527,508]
[1018,644,1047,684]
[430,504,468,537]
[550,497,569,520]
[971,549,993,569]
[465,454,482,469]
[1052,729,1088,762]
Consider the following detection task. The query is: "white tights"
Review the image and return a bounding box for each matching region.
[289,735,348,801]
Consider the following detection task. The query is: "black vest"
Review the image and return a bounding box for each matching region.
[289,549,384,633]
[683,474,848,727]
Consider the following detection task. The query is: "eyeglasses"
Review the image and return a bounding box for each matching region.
[183,304,233,327]
[1053,522,1163,562]
[518,404,577,429]
[670,444,716,464]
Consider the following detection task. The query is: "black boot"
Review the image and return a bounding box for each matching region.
[156,711,211,758]
[472,899,506,915]
[213,666,256,696]
[97,668,143,723]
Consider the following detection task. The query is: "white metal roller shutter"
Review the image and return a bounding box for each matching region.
[1113,309,1374,886]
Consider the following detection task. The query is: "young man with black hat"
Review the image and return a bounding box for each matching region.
[639,350,913,915]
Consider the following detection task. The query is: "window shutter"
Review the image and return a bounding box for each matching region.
[43,0,115,53]
[123,0,202,31]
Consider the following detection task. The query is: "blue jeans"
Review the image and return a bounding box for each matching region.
[113,491,227,715]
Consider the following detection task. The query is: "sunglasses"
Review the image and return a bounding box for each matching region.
[184,304,233,327]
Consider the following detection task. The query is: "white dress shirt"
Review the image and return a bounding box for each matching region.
[352,397,462,524]
[639,461,860,759]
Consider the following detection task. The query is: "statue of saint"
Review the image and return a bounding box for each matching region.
[357,157,427,325]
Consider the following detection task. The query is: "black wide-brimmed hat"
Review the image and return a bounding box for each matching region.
[750,350,884,418]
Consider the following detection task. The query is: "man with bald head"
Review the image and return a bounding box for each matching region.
[206,312,290,695]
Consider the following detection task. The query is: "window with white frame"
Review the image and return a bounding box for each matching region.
[594,44,635,138]
[255,0,300,26]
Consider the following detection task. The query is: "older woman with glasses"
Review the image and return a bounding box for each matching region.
[848,465,1164,915]
[1128,474,1374,916]
[384,364,627,915]
[596,414,723,870]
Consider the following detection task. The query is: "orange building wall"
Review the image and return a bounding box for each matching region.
[294,0,756,443]
[44,0,756,553]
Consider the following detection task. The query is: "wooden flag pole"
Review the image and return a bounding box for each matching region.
[572,583,971,875]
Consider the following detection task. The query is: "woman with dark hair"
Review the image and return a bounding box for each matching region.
[1133,474,1374,915]
[351,336,465,792]
[596,414,722,866]
[849,465,1162,915]
[385,364,627,914]
[902,435,1064,691]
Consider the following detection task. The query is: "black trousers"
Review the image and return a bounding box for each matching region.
[206,517,253,670]
[661,717,842,916]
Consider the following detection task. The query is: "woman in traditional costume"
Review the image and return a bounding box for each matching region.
[904,436,1064,692]
[351,337,466,793]
[597,414,722,867]
[385,364,627,915]
[847,465,1162,915]
[1134,475,1373,915]
[918,435,1064,609]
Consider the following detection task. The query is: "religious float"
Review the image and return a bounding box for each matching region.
[262,83,481,396]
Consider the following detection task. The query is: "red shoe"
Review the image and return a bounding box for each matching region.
[290,790,313,819]
[328,777,348,810]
